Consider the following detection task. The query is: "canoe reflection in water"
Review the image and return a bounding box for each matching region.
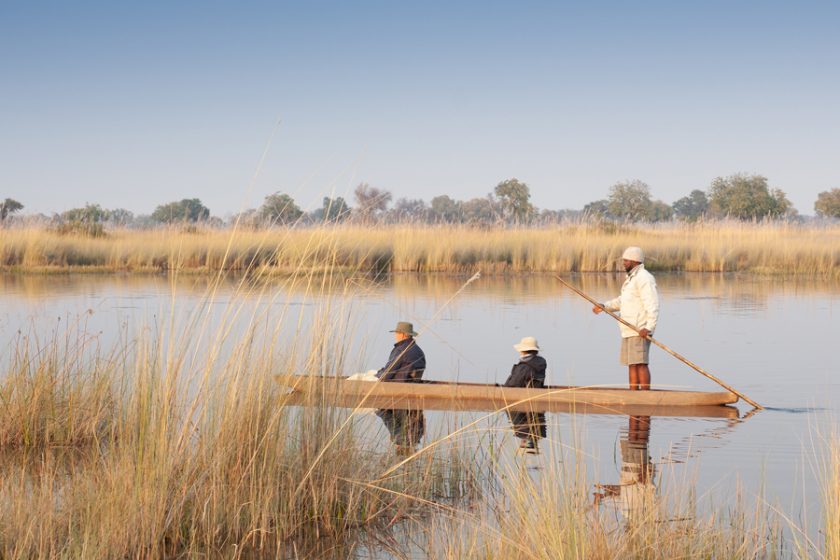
[375,409,426,456]
[508,411,547,454]
[594,415,656,523]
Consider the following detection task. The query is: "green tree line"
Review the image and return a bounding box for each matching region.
[4,175,840,233]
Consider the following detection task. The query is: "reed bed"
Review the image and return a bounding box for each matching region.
[0,269,480,558]
[2,222,840,276]
[425,461,788,559]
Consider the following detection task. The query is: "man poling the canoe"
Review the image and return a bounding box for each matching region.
[592,247,659,391]
[555,250,764,410]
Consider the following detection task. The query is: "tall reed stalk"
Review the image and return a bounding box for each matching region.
[824,432,840,559]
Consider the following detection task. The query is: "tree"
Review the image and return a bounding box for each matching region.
[389,198,429,222]
[60,203,108,236]
[230,208,259,228]
[494,178,534,223]
[318,196,351,223]
[106,208,135,227]
[462,196,500,225]
[0,198,23,222]
[672,190,709,221]
[353,183,392,223]
[537,209,580,224]
[258,192,303,225]
[429,195,463,223]
[583,199,610,219]
[151,198,210,224]
[607,180,653,222]
[708,174,793,220]
[648,200,674,222]
[815,188,840,218]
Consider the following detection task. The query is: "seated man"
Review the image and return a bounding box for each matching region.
[376,321,426,382]
[504,336,547,388]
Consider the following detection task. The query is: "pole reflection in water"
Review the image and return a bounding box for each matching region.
[375,408,426,456]
[507,410,547,454]
[594,415,656,524]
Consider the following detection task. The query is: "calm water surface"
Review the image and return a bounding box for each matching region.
[1,272,837,543]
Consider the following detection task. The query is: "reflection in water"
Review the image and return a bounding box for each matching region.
[594,416,656,524]
[507,410,547,454]
[3,270,839,304]
[375,408,426,456]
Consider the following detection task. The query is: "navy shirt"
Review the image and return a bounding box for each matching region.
[377,338,426,382]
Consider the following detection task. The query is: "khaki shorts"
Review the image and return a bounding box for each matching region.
[620,336,650,365]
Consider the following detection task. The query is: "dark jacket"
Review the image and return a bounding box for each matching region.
[377,338,426,382]
[504,354,547,388]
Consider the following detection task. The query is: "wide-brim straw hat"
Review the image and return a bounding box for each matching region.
[620,246,644,263]
[390,321,418,337]
[513,336,540,352]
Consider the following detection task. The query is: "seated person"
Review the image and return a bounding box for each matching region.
[376,321,426,382]
[503,336,546,388]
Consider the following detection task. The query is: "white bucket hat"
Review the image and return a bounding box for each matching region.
[621,246,644,263]
[513,336,540,353]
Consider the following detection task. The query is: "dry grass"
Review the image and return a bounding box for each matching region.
[2,222,840,276]
[413,438,790,560]
[0,272,478,558]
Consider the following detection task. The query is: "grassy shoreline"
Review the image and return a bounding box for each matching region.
[2,223,840,277]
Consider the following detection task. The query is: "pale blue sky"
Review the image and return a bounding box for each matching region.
[2,1,838,216]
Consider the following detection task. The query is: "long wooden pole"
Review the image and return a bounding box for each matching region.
[555,275,763,410]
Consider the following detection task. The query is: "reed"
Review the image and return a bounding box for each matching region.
[419,440,789,560]
[823,431,840,559]
[0,285,472,557]
[2,222,840,276]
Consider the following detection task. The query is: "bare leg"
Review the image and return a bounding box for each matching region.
[638,364,651,390]
[628,365,639,390]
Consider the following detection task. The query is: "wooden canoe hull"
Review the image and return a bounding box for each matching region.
[281,392,739,419]
[275,375,740,413]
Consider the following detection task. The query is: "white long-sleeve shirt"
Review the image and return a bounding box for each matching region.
[604,264,659,338]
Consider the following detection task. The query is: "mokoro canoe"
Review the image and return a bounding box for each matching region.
[275,375,740,413]
[281,391,739,418]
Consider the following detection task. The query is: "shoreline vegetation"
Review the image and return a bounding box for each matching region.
[1,222,840,277]
[0,248,837,558]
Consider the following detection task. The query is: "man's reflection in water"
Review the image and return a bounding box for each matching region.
[375,408,425,456]
[508,411,547,453]
[594,415,656,523]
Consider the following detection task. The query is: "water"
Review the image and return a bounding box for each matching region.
[1,272,837,541]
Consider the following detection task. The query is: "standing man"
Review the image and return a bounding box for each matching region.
[376,321,426,382]
[592,247,659,390]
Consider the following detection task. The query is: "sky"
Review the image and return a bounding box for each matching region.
[2,0,839,217]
